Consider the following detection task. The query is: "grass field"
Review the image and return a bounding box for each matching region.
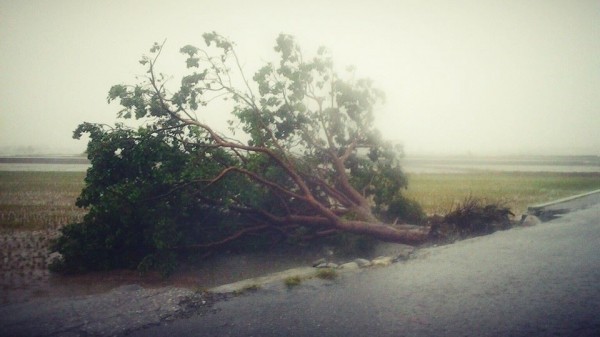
[0,169,598,302]
[0,171,599,231]
[405,172,600,216]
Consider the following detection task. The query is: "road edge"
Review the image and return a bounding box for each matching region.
[528,189,600,221]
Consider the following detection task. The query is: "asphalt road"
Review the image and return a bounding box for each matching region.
[132,202,600,337]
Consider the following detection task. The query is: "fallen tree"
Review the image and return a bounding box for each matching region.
[52,33,429,274]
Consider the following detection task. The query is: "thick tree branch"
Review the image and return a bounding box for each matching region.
[204,166,305,201]
[139,36,427,245]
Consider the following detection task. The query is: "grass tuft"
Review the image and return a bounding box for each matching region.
[284,276,302,288]
[316,268,337,280]
[234,283,261,295]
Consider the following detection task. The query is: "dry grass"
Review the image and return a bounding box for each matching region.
[0,171,86,232]
[405,172,600,216]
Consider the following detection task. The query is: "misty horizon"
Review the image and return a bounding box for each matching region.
[1,0,599,157]
[0,144,598,158]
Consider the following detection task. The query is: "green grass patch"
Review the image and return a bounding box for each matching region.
[284,275,302,288]
[315,268,338,280]
[0,171,86,231]
[234,283,261,295]
[405,172,600,216]
[2,171,599,232]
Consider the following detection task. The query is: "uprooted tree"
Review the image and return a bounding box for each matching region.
[51,33,429,274]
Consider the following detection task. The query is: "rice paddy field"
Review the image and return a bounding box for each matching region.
[405,172,600,216]
[0,161,599,303]
[0,171,86,232]
[0,169,599,232]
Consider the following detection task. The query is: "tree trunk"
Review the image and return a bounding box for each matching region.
[337,219,430,245]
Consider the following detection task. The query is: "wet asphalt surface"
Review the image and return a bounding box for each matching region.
[2,198,599,337]
[131,202,600,337]
[0,284,221,337]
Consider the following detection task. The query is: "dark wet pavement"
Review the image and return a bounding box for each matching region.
[131,203,600,337]
[2,195,599,337]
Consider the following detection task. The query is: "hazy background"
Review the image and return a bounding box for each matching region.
[1,0,598,156]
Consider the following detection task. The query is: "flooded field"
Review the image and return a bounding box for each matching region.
[400,155,600,173]
[0,156,89,172]
[2,155,598,173]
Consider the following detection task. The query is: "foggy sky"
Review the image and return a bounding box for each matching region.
[1,0,599,156]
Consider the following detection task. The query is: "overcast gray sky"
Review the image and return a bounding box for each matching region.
[1,0,598,155]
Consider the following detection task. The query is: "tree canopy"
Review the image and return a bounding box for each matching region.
[51,33,429,274]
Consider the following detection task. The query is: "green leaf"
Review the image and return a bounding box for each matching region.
[180,45,199,56]
[150,42,161,53]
